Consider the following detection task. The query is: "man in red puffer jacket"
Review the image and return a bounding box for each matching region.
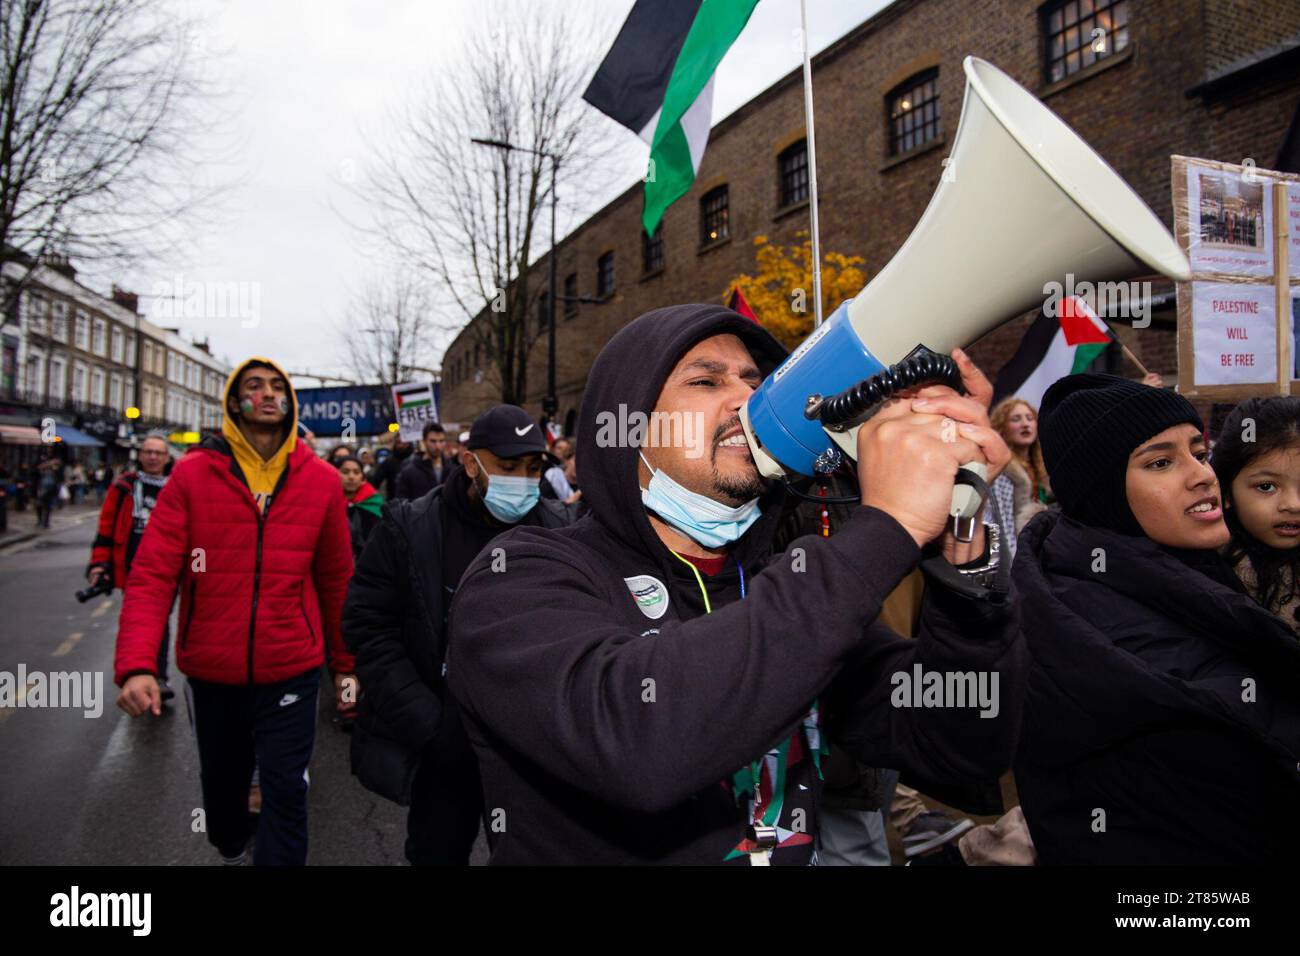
[114,356,357,866]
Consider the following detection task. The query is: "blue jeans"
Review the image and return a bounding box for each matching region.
[186,669,319,865]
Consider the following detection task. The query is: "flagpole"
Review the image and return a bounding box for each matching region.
[799,0,824,328]
[1120,342,1152,378]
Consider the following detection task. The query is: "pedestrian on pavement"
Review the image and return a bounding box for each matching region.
[445,304,1025,865]
[87,434,176,700]
[14,462,32,511]
[395,421,449,501]
[1013,373,1300,864]
[35,452,62,529]
[113,356,359,866]
[329,444,354,467]
[67,461,87,505]
[336,456,383,561]
[343,404,576,865]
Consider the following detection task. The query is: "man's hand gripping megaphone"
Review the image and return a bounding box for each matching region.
[856,348,1011,564]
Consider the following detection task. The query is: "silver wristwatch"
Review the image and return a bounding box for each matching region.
[955,522,1001,589]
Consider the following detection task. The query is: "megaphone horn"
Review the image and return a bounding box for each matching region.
[741,56,1191,533]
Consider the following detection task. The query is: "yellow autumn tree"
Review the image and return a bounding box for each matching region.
[726,231,866,350]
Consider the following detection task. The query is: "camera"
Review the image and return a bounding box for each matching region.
[75,576,114,603]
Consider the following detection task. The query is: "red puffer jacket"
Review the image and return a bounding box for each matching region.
[88,473,139,588]
[114,438,355,686]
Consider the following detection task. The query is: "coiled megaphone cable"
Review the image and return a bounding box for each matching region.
[793,345,990,541]
[811,346,962,429]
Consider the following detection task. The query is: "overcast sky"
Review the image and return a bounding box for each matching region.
[102,0,892,384]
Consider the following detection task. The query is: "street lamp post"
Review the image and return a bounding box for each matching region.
[470,137,559,424]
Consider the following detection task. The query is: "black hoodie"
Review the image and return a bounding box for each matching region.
[446,303,1026,864]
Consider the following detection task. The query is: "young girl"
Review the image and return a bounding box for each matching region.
[985,398,1050,557]
[1212,396,1300,634]
[1013,373,1300,864]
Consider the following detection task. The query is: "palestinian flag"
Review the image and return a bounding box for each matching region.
[992,295,1114,410]
[727,285,759,324]
[583,0,761,236]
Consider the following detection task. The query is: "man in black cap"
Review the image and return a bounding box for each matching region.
[342,404,576,865]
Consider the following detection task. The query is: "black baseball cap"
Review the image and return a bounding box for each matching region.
[466,405,551,459]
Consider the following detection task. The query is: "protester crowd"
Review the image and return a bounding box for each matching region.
[82,311,1300,867]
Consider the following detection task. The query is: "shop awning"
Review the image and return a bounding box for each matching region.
[0,424,42,446]
[50,426,105,448]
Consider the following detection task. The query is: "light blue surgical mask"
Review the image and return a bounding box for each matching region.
[638,450,760,549]
[472,454,540,524]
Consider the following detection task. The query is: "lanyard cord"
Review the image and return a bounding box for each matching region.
[666,548,712,613]
[666,550,763,826]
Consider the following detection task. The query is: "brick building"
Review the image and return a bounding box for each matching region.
[1,256,230,471]
[441,0,1300,432]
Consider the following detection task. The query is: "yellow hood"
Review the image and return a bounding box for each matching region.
[221,356,297,509]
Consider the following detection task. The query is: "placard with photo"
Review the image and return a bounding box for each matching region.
[1185,165,1273,277]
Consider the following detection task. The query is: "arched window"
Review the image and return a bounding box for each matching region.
[887,69,940,156]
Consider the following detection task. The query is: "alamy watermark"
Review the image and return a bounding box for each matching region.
[890,664,1000,719]
[50,886,150,936]
[149,273,261,329]
[594,404,708,459]
[0,665,103,718]
[1043,273,1152,329]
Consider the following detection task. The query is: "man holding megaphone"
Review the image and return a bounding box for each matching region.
[446,303,1025,865]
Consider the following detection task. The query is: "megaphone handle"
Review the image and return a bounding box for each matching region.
[950,463,990,543]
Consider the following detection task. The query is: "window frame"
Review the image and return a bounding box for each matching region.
[886,68,941,157]
[778,139,810,208]
[642,223,664,274]
[596,251,615,298]
[563,273,578,318]
[1041,0,1131,85]
[700,185,730,247]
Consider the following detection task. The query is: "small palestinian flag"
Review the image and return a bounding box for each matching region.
[727,286,759,324]
[583,0,761,237]
[992,296,1114,411]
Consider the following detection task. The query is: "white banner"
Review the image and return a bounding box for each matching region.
[1191,282,1277,387]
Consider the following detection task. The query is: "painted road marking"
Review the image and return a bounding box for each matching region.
[0,680,38,723]
[52,632,84,658]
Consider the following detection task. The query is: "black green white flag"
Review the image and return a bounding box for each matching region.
[583,0,761,236]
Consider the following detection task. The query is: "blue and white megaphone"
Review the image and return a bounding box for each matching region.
[740,57,1191,537]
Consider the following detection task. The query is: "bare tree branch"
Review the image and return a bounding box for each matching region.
[1,0,236,312]
[343,2,623,406]
[336,273,440,388]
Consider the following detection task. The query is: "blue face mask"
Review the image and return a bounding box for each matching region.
[473,454,540,524]
[638,450,760,549]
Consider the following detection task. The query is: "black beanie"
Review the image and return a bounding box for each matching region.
[1038,373,1204,535]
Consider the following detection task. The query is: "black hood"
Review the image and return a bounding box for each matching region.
[576,303,788,565]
